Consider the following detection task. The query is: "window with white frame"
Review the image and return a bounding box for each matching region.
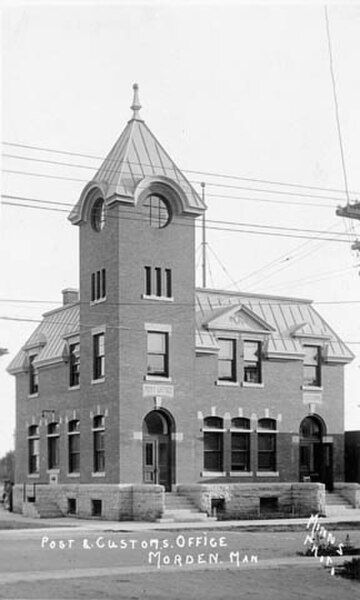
[93,415,105,472]
[29,354,39,395]
[69,342,80,387]
[47,422,60,470]
[218,338,236,382]
[147,331,169,377]
[303,345,321,387]
[93,332,105,380]
[231,417,251,472]
[203,417,224,472]
[28,425,40,474]
[257,418,277,471]
[243,341,262,384]
[68,419,80,473]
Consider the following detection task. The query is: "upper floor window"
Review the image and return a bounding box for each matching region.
[144,267,172,299]
[29,355,39,395]
[147,332,169,377]
[28,425,40,474]
[91,198,106,232]
[303,345,321,387]
[243,341,262,384]
[91,269,106,302]
[143,194,171,229]
[93,332,105,380]
[47,422,60,470]
[93,415,105,472]
[69,342,80,387]
[218,339,236,382]
[68,419,80,473]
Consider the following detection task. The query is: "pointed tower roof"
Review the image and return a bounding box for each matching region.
[69,84,206,223]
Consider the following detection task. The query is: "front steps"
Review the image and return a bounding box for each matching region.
[22,500,63,518]
[159,492,215,523]
[325,491,355,516]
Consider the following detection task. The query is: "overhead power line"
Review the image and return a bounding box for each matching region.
[2,194,359,243]
[3,140,360,197]
[3,151,357,204]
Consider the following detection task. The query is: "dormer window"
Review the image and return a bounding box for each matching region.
[303,345,321,387]
[143,194,171,228]
[243,341,262,384]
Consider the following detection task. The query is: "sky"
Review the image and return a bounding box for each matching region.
[1,1,360,459]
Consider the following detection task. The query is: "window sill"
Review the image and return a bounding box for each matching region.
[67,472,80,478]
[142,294,174,302]
[90,297,107,306]
[92,471,106,477]
[256,471,279,477]
[68,385,80,391]
[302,385,323,392]
[242,382,264,388]
[216,380,239,387]
[145,375,172,382]
[201,471,226,478]
[91,377,105,385]
[230,471,253,477]
[28,393,39,399]
[27,474,40,478]
[46,469,60,474]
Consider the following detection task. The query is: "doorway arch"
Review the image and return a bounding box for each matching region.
[299,415,333,490]
[142,410,174,491]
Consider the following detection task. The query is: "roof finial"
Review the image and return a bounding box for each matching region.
[131,83,142,120]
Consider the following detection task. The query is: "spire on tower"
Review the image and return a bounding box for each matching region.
[130,83,142,120]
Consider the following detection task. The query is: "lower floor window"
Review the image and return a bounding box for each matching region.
[204,431,223,471]
[258,433,276,471]
[231,432,250,471]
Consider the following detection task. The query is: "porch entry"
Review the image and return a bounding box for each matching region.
[143,410,173,491]
[299,415,333,490]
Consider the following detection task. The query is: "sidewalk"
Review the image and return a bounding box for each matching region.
[1,504,360,533]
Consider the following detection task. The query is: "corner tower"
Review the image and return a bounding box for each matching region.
[69,85,206,489]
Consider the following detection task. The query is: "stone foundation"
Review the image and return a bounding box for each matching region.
[176,482,325,518]
[334,482,360,508]
[13,483,164,521]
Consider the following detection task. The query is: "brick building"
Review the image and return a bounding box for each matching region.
[8,85,355,520]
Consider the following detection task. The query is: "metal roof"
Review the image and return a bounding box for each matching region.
[195,288,354,363]
[7,303,79,374]
[69,85,205,223]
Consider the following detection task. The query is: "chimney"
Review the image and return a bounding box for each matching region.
[62,288,79,306]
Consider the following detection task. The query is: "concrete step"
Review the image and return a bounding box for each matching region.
[32,501,63,518]
[161,493,214,523]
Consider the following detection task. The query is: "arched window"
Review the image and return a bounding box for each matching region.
[47,423,60,470]
[68,419,80,473]
[203,417,224,472]
[257,418,277,472]
[143,411,169,436]
[231,418,251,472]
[93,415,105,473]
[28,425,40,474]
[90,198,106,232]
[143,194,171,229]
[300,416,323,440]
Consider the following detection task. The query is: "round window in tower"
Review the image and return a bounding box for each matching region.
[143,194,171,229]
[90,198,106,232]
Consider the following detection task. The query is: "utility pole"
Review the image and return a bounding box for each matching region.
[201,182,207,288]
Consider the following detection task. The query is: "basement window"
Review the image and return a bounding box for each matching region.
[67,498,77,515]
[260,497,278,515]
[91,499,102,517]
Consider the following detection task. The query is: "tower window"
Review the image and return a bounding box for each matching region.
[91,269,106,302]
[143,194,171,228]
[91,198,106,232]
[143,267,173,299]
[147,332,169,377]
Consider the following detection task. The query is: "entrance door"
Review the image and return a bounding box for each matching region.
[299,416,333,490]
[143,411,173,491]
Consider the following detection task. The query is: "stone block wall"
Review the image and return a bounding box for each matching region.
[13,483,164,521]
[334,482,360,508]
[176,482,325,518]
